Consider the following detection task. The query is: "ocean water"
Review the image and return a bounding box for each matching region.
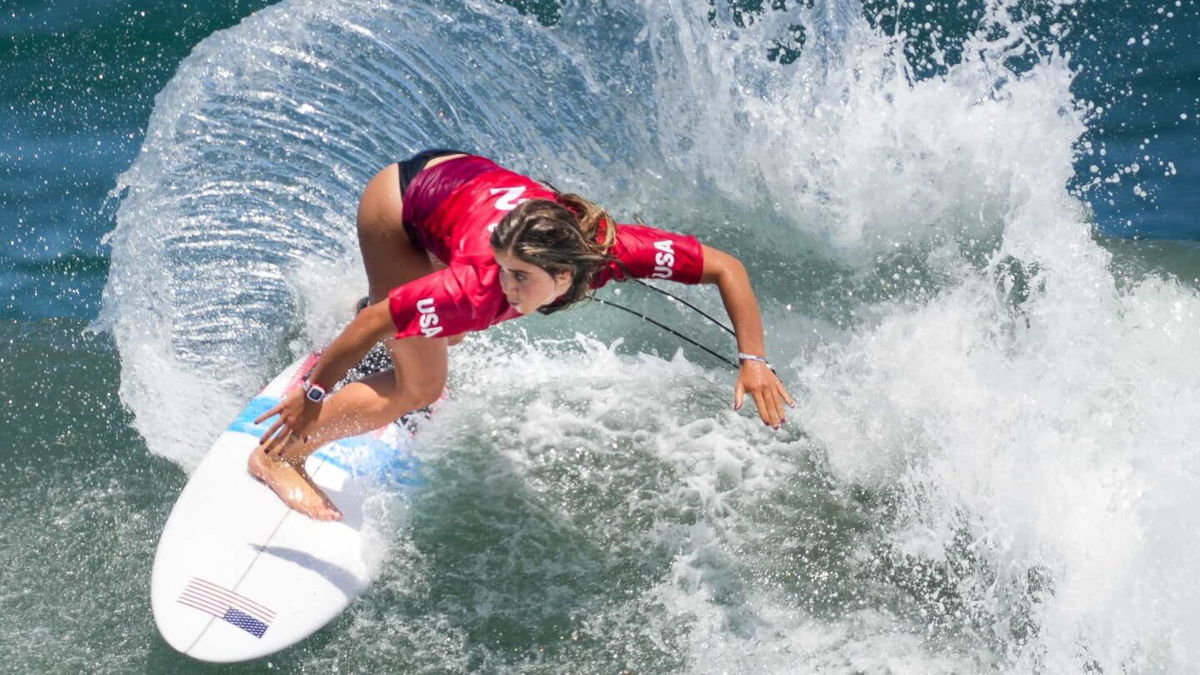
[3,0,1200,672]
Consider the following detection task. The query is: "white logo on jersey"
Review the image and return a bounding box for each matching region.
[416,297,443,337]
[652,240,676,279]
[490,186,529,212]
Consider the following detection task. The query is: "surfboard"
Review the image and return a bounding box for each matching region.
[150,351,422,663]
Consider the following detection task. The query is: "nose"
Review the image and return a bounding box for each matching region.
[499,271,517,297]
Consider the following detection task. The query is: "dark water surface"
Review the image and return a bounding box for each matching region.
[3,0,1200,672]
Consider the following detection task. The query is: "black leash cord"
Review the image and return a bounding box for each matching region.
[631,279,736,337]
[593,297,738,369]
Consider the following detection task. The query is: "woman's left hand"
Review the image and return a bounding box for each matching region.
[734,361,794,429]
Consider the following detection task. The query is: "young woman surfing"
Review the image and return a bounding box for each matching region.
[250,150,793,520]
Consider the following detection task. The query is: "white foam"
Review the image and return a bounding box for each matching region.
[101,0,1200,669]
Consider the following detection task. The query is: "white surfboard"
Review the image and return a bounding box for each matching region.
[150,352,422,663]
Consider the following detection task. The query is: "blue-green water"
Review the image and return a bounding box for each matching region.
[3,0,1200,672]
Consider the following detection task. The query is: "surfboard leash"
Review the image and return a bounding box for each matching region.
[593,297,737,368]
[629,279,736,337]
[595,278,746,369]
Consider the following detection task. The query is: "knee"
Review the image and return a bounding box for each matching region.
[411,387,443,412]
[399,378,444,412]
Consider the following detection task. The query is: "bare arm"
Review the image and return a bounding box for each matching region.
[306,301,395,390]
[700,244,793,428]
[255,301,395,444]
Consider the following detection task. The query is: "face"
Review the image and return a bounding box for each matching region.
[494,250,573,314]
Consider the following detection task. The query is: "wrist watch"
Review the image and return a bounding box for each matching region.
[302,380,328,403]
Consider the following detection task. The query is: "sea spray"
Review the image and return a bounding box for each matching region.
[100,0,1200,670]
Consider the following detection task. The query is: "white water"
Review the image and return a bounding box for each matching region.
[101,0,1200,670]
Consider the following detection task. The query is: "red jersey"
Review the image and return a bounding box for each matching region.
[388,158,705,340]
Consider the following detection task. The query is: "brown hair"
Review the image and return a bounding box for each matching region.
[489,193,618,314]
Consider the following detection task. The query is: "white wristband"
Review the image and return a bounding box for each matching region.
[737,353,774,371]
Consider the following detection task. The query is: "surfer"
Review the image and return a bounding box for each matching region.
[250,150,793,520]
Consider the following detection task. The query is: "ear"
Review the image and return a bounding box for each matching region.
[553,269,574,292]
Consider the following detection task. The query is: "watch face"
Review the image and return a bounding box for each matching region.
[306,387,324,402]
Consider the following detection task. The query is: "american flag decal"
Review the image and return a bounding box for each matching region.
[177,578,275,638]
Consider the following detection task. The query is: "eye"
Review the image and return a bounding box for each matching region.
[513,271,527,282]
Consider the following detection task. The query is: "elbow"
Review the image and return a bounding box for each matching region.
[714,257,747,288]
[725,254,747,279]
[700,245,747,286]
[359,301,397,342]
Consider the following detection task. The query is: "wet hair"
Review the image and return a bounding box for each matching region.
[489,193,618,314]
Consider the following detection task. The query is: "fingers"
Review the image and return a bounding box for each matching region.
[279,434,311,464]
[775,377,795,409]
[735,371,795,430]
[265,421,311,457]
[745,384,786,430]
[766,388,787,428]
[259,417,284,445]
[255,402,283,425]
[766,388,786,429]
[260,426,288,457]
[752,389,778,429]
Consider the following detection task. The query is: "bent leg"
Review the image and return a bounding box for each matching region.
[282,336,447,452]
[249,337,448,520]
[250,163,453,520]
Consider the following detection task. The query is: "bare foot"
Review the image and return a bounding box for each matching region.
[248,445,343,521]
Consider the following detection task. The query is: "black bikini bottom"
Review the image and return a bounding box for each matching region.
[397,148,468,196]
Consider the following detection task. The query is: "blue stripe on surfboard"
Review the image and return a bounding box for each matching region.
[313,442,423,486]
[228,396,280,436]
[228,396,423,486]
